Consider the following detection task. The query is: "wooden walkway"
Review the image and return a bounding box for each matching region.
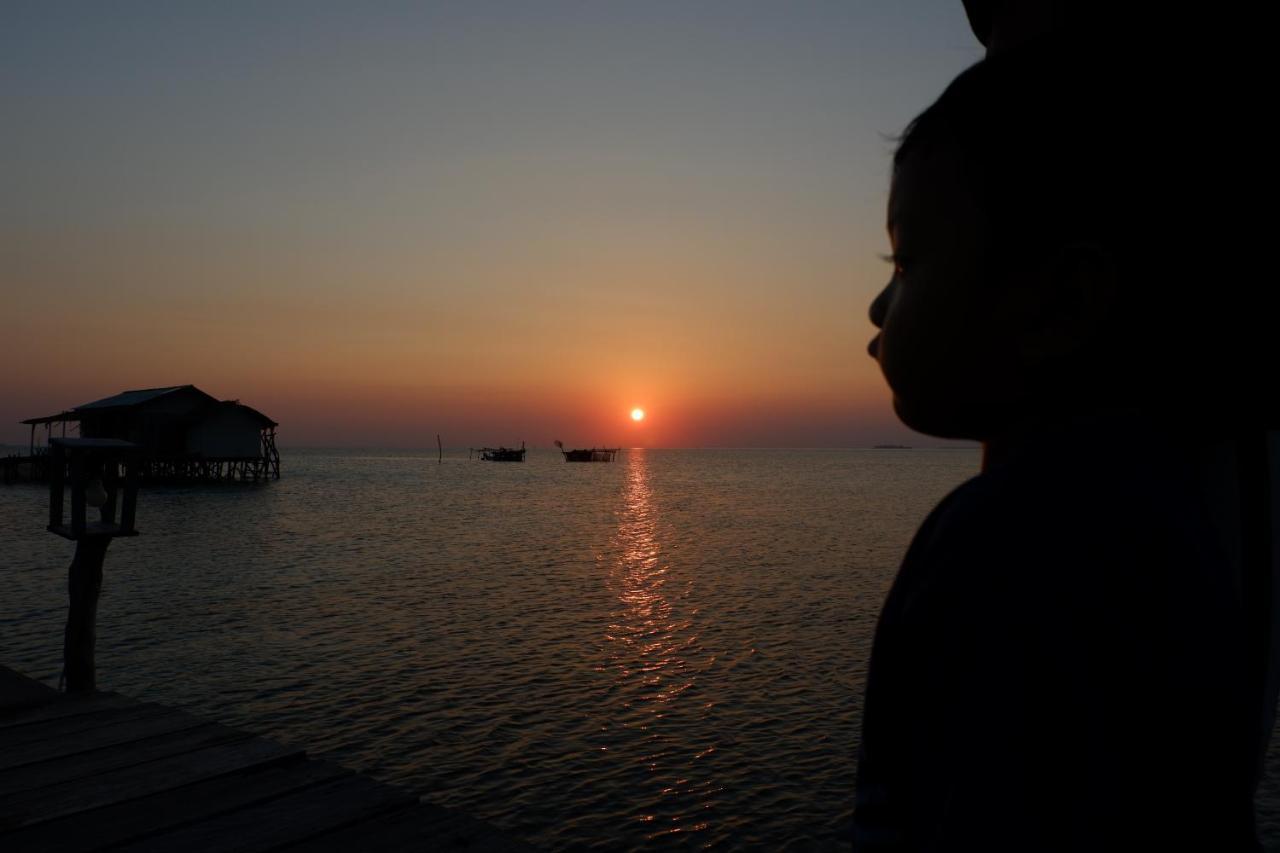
[0,666,534,852]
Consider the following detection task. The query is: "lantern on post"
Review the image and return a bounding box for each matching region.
[47,438,140,693]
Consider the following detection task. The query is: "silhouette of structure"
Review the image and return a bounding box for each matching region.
[555,441,618,462]
[17,386,280,483]
[470,442,526,462]
[46,438,141,693]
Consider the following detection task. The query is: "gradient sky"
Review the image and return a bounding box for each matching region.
[2,2,982,448]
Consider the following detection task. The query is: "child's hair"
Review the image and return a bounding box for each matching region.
[895,43,1127,271]
[892,36,1266,431]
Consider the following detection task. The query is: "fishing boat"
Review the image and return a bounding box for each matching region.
[471,441,526,462]
[555,441,618,462]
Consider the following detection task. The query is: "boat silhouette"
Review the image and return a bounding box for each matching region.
[554,440,618,462]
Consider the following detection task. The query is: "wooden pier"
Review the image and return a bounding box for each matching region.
[0,666,534,852]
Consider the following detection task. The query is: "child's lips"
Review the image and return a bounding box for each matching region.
[868,334,881,358]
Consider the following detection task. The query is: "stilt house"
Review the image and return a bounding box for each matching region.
[20,385,280,482]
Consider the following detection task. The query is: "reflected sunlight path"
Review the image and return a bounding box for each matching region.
[598,450,720,845]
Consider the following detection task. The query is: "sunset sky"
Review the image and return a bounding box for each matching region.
[3,2,982,448]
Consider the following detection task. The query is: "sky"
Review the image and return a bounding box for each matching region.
[2,2,982,448]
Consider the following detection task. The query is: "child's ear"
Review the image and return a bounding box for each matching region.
[1016,241,1118,366]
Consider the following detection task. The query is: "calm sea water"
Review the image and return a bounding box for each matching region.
[5,447,1277,850]
[0,447,973,849]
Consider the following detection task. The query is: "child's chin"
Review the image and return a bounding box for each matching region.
[892,395,983,441]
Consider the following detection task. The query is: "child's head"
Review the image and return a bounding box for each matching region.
[868,40,1197,440]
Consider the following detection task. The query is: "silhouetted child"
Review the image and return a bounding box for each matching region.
[852,37,1263,851]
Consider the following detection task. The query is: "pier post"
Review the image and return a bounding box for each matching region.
[64,536,110,693]
[45,438,141,694]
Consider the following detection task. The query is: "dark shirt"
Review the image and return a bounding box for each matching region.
[852,420,1258,851]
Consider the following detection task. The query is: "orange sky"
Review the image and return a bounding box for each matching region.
[2,5,981,448]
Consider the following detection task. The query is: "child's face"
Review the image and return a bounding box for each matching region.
[868,144,1022,440]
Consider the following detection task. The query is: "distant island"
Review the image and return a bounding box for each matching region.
[873,444,912,449]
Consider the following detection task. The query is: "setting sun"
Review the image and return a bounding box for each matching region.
[631,408,645,422]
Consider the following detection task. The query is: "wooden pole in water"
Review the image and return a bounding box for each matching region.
[437,434,443,464]
[64,536,110,693]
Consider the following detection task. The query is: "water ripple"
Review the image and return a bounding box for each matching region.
[0,447,978,850]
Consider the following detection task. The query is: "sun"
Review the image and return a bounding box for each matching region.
[630,408,645,422]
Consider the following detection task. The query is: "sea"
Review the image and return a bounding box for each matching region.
[3,447,1278,851]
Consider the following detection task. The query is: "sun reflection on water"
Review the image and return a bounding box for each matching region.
[606,450,692,697]
[599,449,721,844]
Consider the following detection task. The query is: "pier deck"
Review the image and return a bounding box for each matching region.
[0,666,532,852]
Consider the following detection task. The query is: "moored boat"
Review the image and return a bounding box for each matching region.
[555,441,618,462]
[471,441,526,461]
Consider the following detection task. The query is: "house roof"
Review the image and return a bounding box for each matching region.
[20,412,80,426]
[215,401,279,429]
[20,386,277,429]
[74,385,212,411]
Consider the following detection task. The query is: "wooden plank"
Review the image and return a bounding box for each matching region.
[0,668,534,851]
[281,801,538,853]
[0,758,347,853]
[0,692,138,730]
[0,723,253,797]
[0,666,58,712]
[0,703,178,757]
[113,773,417,853]
[0,706,208,771]
[0,736,299,831]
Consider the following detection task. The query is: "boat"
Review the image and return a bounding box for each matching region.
[471,441,526,462]
[555,440,618,462]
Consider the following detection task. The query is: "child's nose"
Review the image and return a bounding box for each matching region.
[869,280,895,329]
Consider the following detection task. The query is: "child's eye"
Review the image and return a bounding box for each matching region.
[878,253,906,277]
